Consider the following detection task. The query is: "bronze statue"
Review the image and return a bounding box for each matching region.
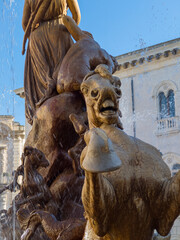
[24,91,86,183]
[13,146,85,240]
[24,16,117,184]
[20,210,85,240]
[22,0,81,124]
[57,15,117,94]
[80,64,179,240]
[18,146,52,206]
[1,1,178,238]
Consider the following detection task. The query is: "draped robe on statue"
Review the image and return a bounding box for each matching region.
[22,0,73,124]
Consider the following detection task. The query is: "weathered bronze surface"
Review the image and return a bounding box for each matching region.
[57,16,117,94]
[20,210,85,240]
[80,65,179,240]
[25,92,86,182]
[23,0,81,125]
[82,128,122,173]
[0,2,178,239]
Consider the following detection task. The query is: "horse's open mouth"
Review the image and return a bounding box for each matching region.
[99,99,117,116]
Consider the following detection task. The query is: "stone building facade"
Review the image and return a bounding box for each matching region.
[115,38,180,240]
[0,115,25,211]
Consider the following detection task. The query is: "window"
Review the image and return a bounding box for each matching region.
[154,81,179,135]
[168,90,175,117]
[172,163,180,176]
[158,89,175,119]
[163,153,180,177]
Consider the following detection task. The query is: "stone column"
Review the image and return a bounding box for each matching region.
[175,90,180,117]
[0,147,6,210]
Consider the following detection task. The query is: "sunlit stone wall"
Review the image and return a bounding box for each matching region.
[115,38,180,240]
[0,115,25,211]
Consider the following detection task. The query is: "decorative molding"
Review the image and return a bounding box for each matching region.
[147,55,154,62]
[163,152,180,171]
[123,62,129,69]
[131,60,137,67]
[116,48,180,72]
[152,80,178,98]
[163,152,180,159]
[139,57,145,64]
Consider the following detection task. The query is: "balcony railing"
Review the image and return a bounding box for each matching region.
[156,116,180,135]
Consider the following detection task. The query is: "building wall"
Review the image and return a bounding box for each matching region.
[115,38,180,240]
[0,116,25,211]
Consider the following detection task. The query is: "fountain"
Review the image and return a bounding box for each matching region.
[0,1,179,240]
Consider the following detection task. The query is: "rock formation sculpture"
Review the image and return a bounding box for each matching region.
[80,64,179,240]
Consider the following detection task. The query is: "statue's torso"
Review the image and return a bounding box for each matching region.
[28,0,67,21]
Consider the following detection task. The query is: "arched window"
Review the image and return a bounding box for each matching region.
[163,153,180,177]
[168,90,175,117]
[158,89,175,119]
[159,92,167,119]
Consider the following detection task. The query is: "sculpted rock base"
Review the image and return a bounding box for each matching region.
[25,92,86,183]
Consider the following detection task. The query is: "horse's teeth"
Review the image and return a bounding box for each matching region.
[102,100,114,108]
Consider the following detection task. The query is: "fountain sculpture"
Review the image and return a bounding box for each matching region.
[0,1,179,239]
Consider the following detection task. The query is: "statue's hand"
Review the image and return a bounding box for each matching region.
[81,128,122,173]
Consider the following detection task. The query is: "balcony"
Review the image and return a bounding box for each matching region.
[156,116,180,136]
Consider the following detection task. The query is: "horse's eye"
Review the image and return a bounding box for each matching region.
[91,89,99,98]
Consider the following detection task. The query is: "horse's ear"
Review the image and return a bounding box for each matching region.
[24,146,33,156]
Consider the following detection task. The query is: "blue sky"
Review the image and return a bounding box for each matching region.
[0,0,180,125]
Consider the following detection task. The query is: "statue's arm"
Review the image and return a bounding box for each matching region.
[156,171,180,236]
[62,15,85,41]
[67,0,81,25]
[82,170,117,237]
[22,0,31,31]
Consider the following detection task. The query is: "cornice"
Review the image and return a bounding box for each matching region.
[116,47,179,72]
[116,38,180,59]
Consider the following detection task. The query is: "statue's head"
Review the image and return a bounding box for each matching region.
[24,146,49,169]
[81,64,121,127]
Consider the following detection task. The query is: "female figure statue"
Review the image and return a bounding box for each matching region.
[22,0,81,124]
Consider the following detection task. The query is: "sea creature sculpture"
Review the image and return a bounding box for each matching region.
[20,210,86,240]
[15,147,85,240]
[80,64,180,240]
[19,146,51,206]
